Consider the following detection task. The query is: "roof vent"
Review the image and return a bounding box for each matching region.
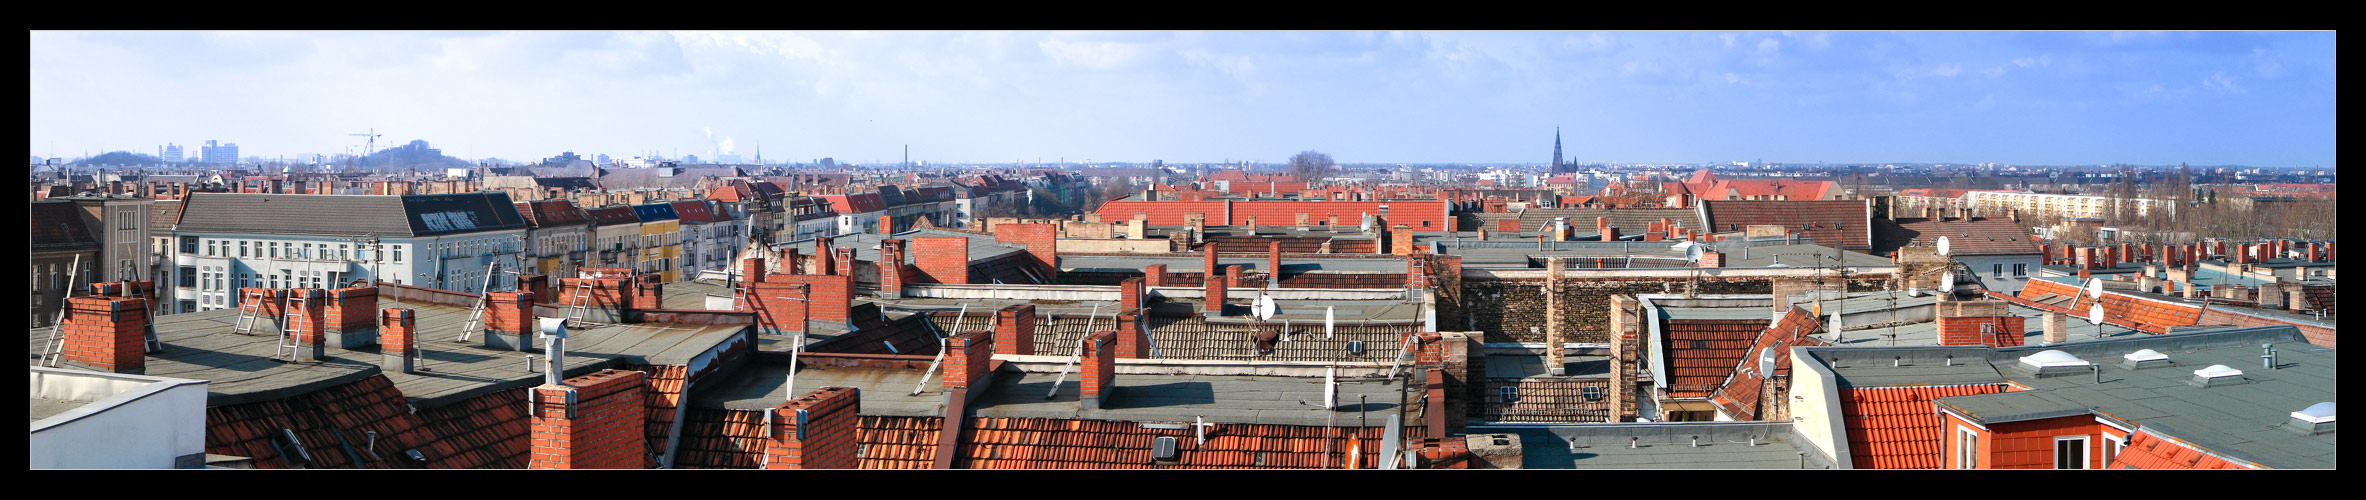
[2117,349,2173,371]
[1151,436,1180,462]
[2018,350,2092,378]
[2285,402,2335,436]
[2187,364,2247,388]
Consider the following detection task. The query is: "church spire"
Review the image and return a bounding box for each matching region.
[1551,126,1565,173]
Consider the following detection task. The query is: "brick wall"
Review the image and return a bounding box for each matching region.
[776,274,854,325]
[765,387,861,469]
[911,236,971,285]
[59,296,149,373]
[746,280,810,335]
[1936,314,2026,347]
[323,286,379,336]
[993,223,1059,283]
[528,369,648,469]
[1456,275,1889,344]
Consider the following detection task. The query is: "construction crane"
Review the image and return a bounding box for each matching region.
[350,128,382,170]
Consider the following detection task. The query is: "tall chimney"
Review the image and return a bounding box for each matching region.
[1268,241,1283,288]
[993,304,1036,356]
[1078,330,1119,410]
[527,369,649,469]
[380,308,417,373]
[1205,268,1228,318]
[815,238,835,275]
[1142,264,1167,288]
[943,330,995,392]
[1119,277,1144,313]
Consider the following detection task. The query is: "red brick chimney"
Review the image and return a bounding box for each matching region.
[1267,241,1283,288]
[484,291,536,351]
[519,274,551,304]
[1202,244,1219,283]
[1119,277,1144,313]
[1079,330,1119,410]
[994,304,1036,356]
[322,285,378,348]
[631,275,664,312]
[911,236,970,285]
[878,239,908,299]
[1936,307,2026,347]
[814,238,834,275]
[764,387,860,469]
[59,295,149,373]
[1115,312,1148,359]
[943,330,995,391]
[993,223,1059,283]
[285,288,329,361]
[1698,250,1724,268]
[1205,269,1228,318]
[1392,225,1414,255]
[779,247,803,275]
[528,369,648,469]
[879,215,895,235]
[380,308,417,373]
[1142,264,1167,288]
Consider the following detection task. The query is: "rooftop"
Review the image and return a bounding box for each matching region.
[1501,421,1832,469]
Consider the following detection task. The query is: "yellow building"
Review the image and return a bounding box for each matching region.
[634,203,684,282]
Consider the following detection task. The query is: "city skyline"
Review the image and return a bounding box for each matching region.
[30,30,2337,167]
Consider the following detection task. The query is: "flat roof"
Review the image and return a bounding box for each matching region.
[1963,337,2335,469]
[1484,353,1614,379]
[32,295,745,408]
[29,398,91,422]
[967,370,1409,427]
[1501,421,1830,469]
[690,360,946,417]
[1059,255,1407,274]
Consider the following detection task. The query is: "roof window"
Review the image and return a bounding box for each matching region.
[2285,402,2335,436]
[2187,364,2247,388]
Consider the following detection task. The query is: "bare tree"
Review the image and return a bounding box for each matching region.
[1287,150,1333,183]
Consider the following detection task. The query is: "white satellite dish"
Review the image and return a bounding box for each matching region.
[1684,243,1704,263]
[1253,294,1277,321]
[1936,236,1952,256]
[1938,271,1956,293]
[1359,213,1372,233]
[2086,304,2105,326]
[1757,348,1778,375]
[1323,366,1338,410]
[1325,306,1336,338]
[2084,278,2105,299]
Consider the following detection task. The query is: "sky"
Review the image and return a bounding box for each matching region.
[28,30,2337,167]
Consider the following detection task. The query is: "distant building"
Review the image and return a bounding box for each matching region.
[161,143,183,163]
[171,192,531,310]
[199,140,238,164]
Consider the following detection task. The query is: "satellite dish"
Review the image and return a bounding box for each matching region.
[1757,349,1778,375]
[1324,306,1336,338]
[2086,304,2106,326]
[1938,271,1956,293]
[2084,278,2105,299]
[1359,213,1372,233]
[1685,244,1705,263]
[1253,294,1277,321]
[1936,236,1952,256]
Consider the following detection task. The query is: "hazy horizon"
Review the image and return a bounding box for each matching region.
[30,31,2337,168]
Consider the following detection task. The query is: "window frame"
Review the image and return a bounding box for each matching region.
[2054,435,2089,469]
[1958,426,1979,469]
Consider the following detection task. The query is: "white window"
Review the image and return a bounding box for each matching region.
[2013,263,2028,276]
[2054,436,2088,469]
[1959,427,1979,469]
[2102,434,2124,468]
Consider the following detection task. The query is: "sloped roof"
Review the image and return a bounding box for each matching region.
[1873,217,2038,256]
[2108,428,2255,469]
[631,203,679,222]
[1700,200,1873,249]
[584,205,641,225]
[513,199,591,228]
[174,192,527,237]
[670,200,715,224]
[1710,307,1827,420]
[1660,317,1767,398]
[1839,384,2007,469]
[29,201,96,250]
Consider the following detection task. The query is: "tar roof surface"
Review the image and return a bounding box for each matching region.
[690,360,946,417]
[1965,337,2335,469]
[1059,255,1406,274]
[778,229,1025,265]
[31,296,745,408]
[1505,421,1830,469]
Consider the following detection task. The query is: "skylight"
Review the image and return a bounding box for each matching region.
[2019,350,2087,368]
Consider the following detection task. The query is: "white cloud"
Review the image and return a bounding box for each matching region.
[1929,64,1962,78]
[1723,73,1748,85]
[1564,32,1616,53]
[1038,38,1143,69]
[1981,66,2005,78]
[2011,55,2051,68]
[1755,38,1780,55]
[2203,71,2240,92]
[1720,33,1737,48]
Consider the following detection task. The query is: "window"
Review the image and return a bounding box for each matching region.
[393,245,403,263]
[181,236,199,253]
[179,267,196,288]
[1582,386,1603,401]
[1959,427,1979,469]
[240,241,250,257]
[1994,264,2004,276]
[2102,434,2124,467]
[2013,263,2028,276]
[2054,436,2088,469]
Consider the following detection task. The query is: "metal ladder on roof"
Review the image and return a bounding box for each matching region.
[38,255,84,368]
[123,282,163,353]
[231,288,269,336]
[273,293,307,362]
[453,262,499,343]
[564,272,595,326]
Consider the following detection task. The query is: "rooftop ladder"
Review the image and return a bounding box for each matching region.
[453,262,499,343]
[123,282,162,353]
[273,293,308,362]
[231,288,269,336]
[564,272,595,326]
[38,255,83,367]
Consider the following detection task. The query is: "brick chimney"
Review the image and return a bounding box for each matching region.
[2288,288,2311,313]
[631,276,664,313]
[380,308,417,373]
[779,247,802,275]
[1119,277,1144,313]
[1698,250,1724,268]
[1079,330,1119,410]
[1115,312,1148,359]
[747,280,810,335]
[993,223,1059,283]
[740,257,768,288]
[993,304,1036,356]
[1497,219,1520,233]
[764,387,860,469]
[520,274,551,304]
[1267,241,1283,288]
[1205,268,1228,318]
[2075,247,2093,269]
[558,276,632,323]
[1142,264,1167,288]
[284,288,329,361]
[1392,225,1415,255]
[911,236,970,285]
[59,295,150,373]
[1227,265,1252,289]
[528,369,648,469]
[484,291,536,351]
[321,285,379,349]
[2103,245,2119,268]
[1936,301,2025,347]
[878,215,895,235]
[832,246,857,277]
[878,239,908,299]
[815,238,835,275]
[943,330,995,392]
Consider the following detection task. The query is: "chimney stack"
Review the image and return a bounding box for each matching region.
[993,304,1036,356]
[764,387,860,469]
[380,308,417,373]
[1205,267,1228,318]
[878,215,895,235]
[1079,330,1119,410]
[1142,264,1167,288]
[527,369,649,469]
[911,236,970,285]
[483,291,536,351]
[943,330,995,392]
[1119,277,1144,313]
[1268,241,1283,288]
[2043,310,2067,344]
[323,285,379,349]
[286,288,329,361]
[58,295,150,374]
[1698,250,1724,268]
[815,238,835,275]
[834,247,856,276]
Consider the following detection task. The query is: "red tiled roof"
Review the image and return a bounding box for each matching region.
[409,387,532,469]
[956,417,1421,469]
[513,200,590,228]
[2008,280,2201,333]
[856,415,942,469]
[1700,200,1873,249]
[1665,319,1767,398]
[819,193,888,214]
[201,375,532,469]
[669,200,715,224]
[1709,308,1827,420]
[1839,384,2006,469]
[1094,200,1228,226]
[584,205,641,225]
[1875,217,2039,256]
[674,408,767,469]
[2107,428,2257,469]
[623,365,690,467]
[29,201,96,249]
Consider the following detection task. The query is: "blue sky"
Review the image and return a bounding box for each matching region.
[28,30,2336,167]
